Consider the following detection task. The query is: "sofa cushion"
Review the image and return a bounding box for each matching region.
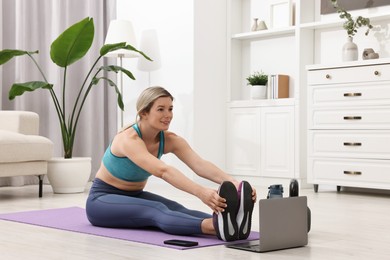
[0,130,53,163]
[0,161,48,177]
[0,111,39,135]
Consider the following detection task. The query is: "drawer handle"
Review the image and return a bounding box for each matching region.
[343,142,362,146]
[374,70,380,76]
[343,116,362,120]
[325,74,331,79]
[344,171,362,175]
[344,93,362,97]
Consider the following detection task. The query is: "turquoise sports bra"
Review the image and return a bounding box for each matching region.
[102,124,165,182]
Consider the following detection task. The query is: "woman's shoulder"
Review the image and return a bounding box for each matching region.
[111,127,143,156]
[163,130,181,141]
[163,131,190,151]
[113,127,139,146]
[120,126,138,137]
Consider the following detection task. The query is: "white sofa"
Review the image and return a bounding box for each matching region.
[0,111,53,197]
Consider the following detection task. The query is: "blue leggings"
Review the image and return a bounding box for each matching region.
[86,178,212,235]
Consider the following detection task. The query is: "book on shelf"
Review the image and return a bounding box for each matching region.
[268,74,289,99]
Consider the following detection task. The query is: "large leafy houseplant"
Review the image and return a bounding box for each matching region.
[0,17,151,159]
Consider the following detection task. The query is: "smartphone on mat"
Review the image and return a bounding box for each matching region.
[163,239,199,247]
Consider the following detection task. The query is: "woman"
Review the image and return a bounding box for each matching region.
[86,86,256,241]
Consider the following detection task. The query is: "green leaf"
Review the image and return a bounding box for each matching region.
[100,42,127,56]
[92,76,124,110]
[121,44,152,61]
[117,91,124,111]
[8,81,53,100]
[100,43,152,62]
[100,65,136,80]
[0,50,38,65]
[92,76,116,87]
[50,17,94,67]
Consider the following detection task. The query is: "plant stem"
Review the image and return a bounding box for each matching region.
[26,53,72,158]
[71,67,102,149]
[27,53,65,133]
[63,66,68,125]
[69,55,102,133]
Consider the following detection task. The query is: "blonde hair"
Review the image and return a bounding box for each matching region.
[121,86,174,131]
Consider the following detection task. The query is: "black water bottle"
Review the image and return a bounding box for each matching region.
[289,179,299,197]
[289,179,311,233]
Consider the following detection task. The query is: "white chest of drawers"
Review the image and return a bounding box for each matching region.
[307,60,390,192]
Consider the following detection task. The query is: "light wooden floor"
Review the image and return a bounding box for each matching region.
[1,180,390,260]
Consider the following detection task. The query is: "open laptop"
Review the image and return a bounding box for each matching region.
[227,196,308,253]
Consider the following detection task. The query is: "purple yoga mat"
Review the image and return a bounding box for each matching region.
[0,207,259,250]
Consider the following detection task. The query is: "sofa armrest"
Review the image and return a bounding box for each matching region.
[0,111,39,135]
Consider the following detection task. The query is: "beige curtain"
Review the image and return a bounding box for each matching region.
[0,0,118,186]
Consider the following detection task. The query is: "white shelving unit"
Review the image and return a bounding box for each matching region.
[232,26,295,40]
[225,0,390,188]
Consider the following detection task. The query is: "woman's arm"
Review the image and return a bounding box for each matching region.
[112,129,227,213]
[167,133,257,202]
[167,133,239,186]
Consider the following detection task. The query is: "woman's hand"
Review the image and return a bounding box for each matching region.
[233,181,257,203]
[197,184,257,214]
[198,188,227,214]
[251,186,257,203]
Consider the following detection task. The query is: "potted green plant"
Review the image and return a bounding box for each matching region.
[246,71,268,99]
[0,17,151,193]
[330,0,373,61]
[331,0,373,37]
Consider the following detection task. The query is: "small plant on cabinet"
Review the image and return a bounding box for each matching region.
[246,71,268,99]
[246,71,268,86]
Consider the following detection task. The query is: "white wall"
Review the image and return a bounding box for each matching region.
[193,0,227,173]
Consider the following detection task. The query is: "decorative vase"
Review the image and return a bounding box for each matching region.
[251,18,258,32]
[250,85,267,99]
[342,37,358,62]
[47,157,91,194]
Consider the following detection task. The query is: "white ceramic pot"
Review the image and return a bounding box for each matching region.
[342,37,358,62]
[47,157,91,194]
[250,85,267,99]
